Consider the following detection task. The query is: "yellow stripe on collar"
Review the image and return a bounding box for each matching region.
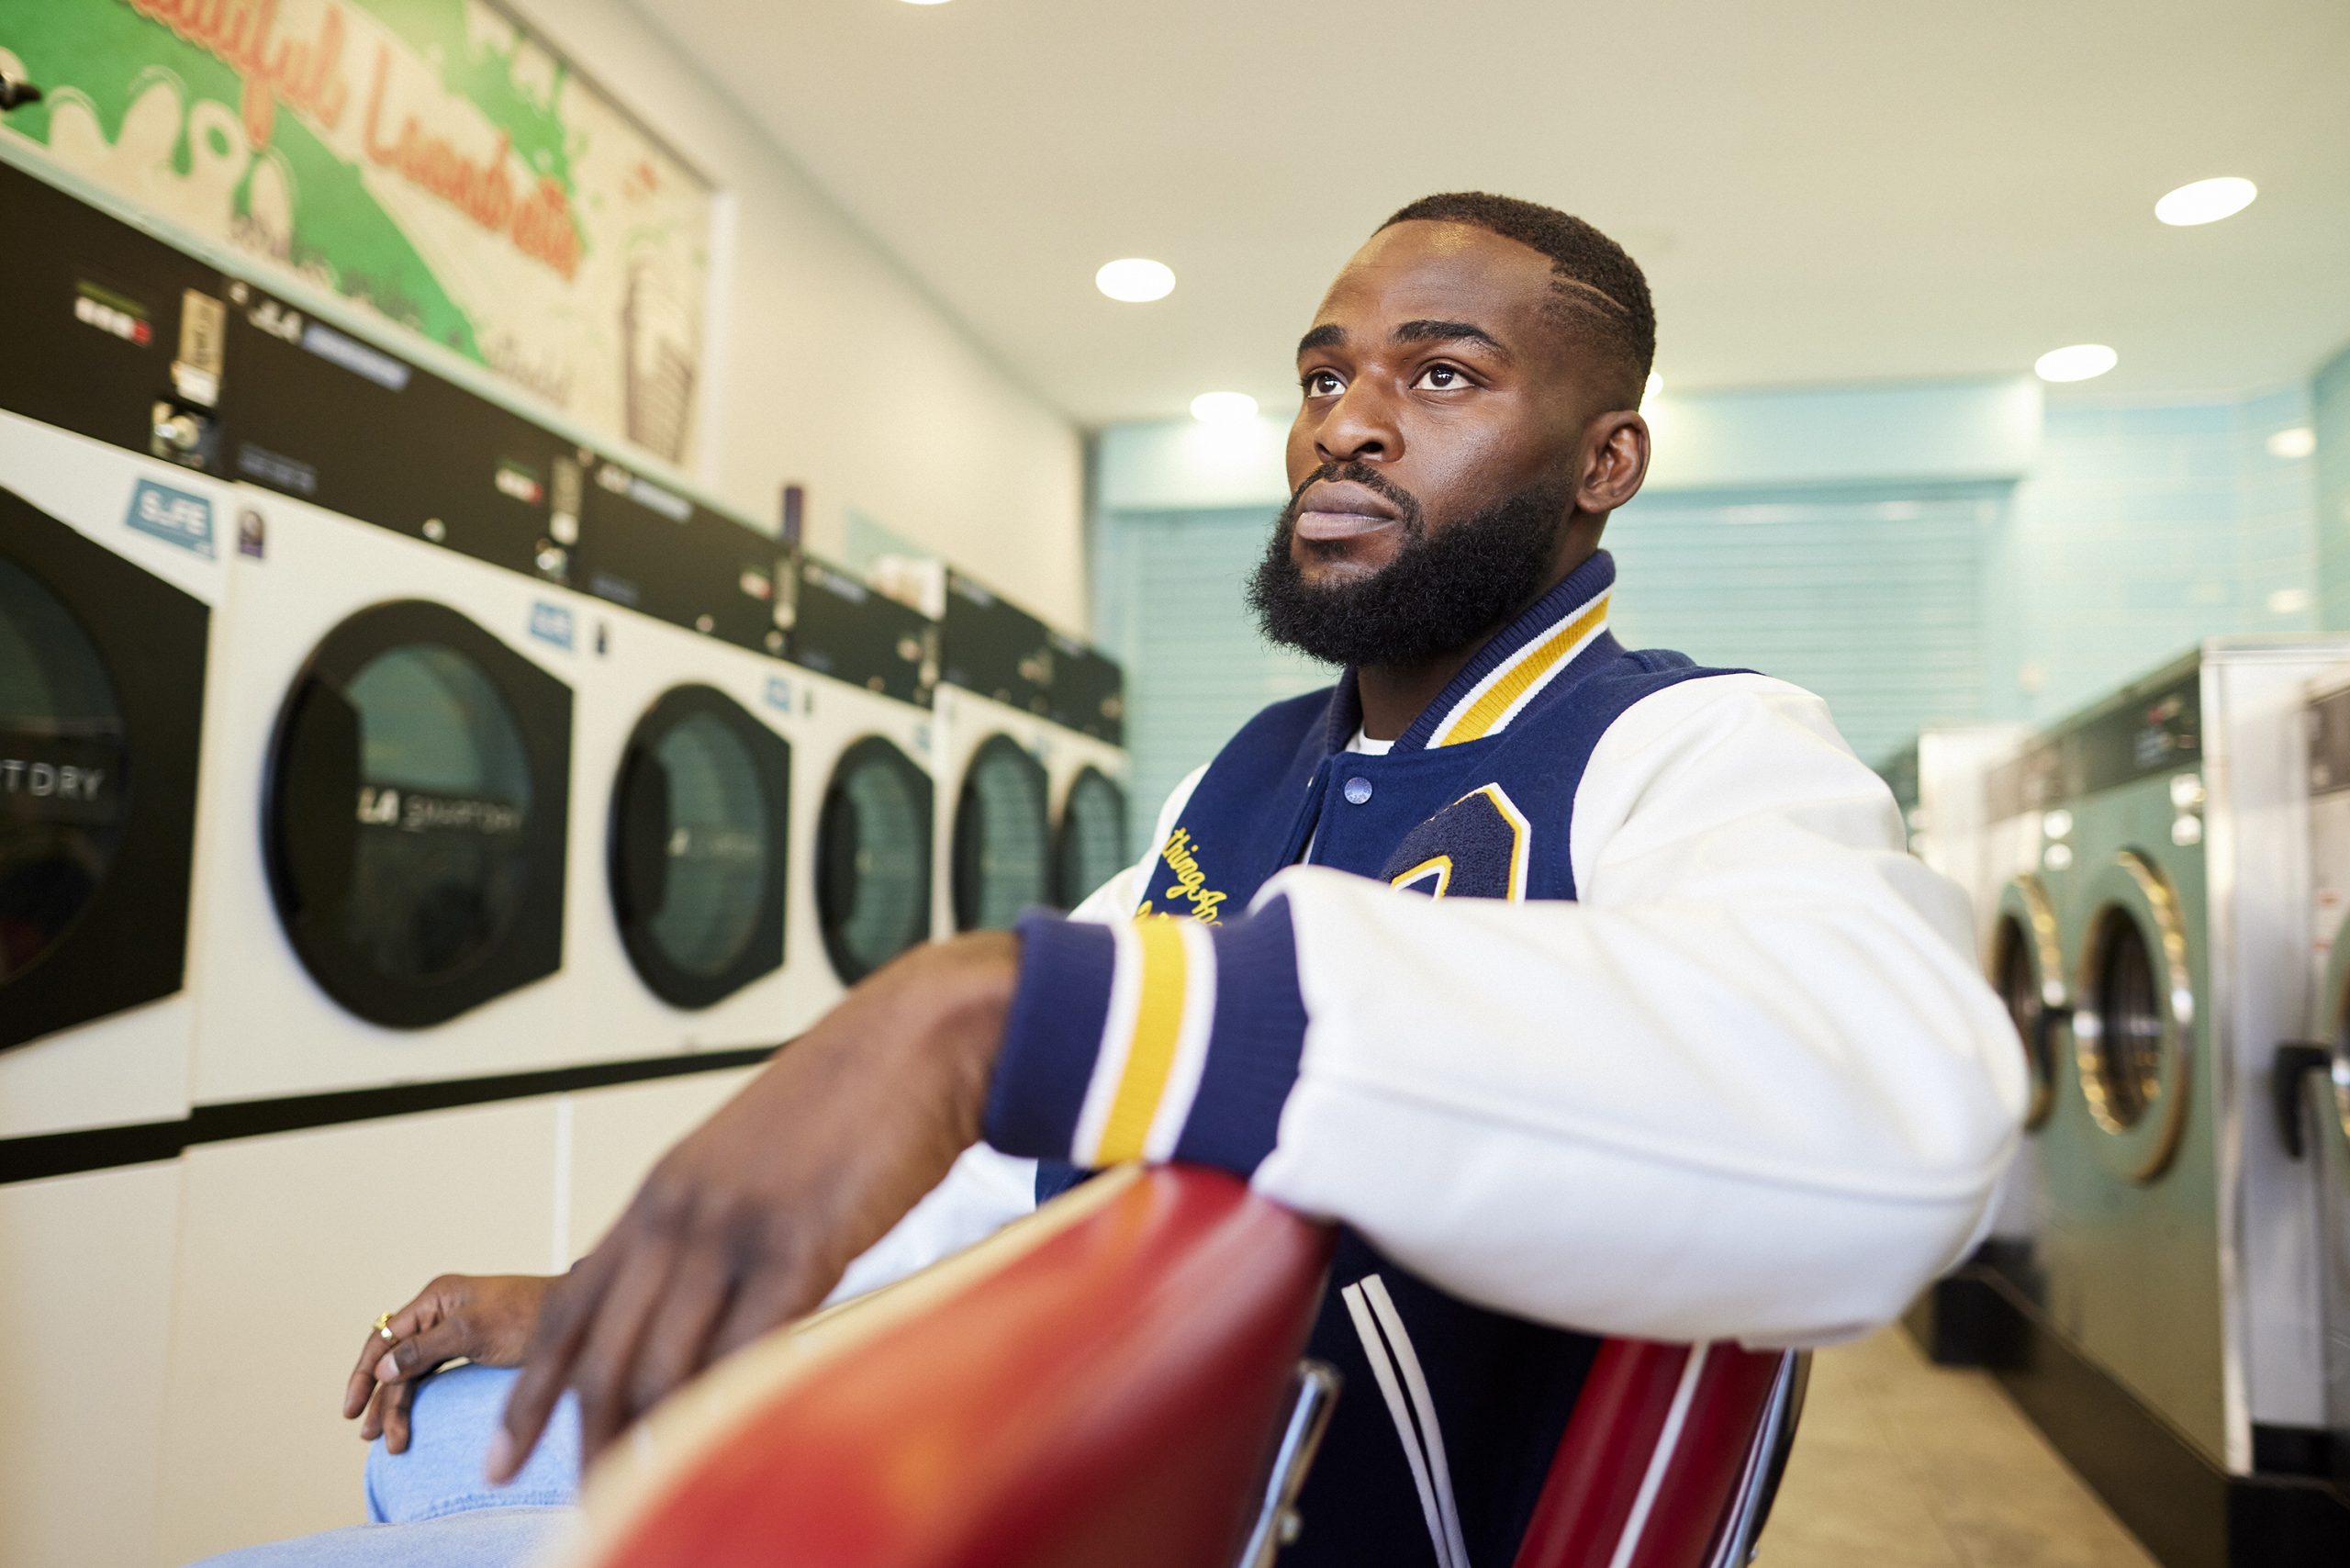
[1093,917,1191,1164]
[1432,592,1611,746]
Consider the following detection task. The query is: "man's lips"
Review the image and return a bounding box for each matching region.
[1294,481,1402,542]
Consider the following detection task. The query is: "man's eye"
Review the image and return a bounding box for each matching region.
[1302,370,1345,398]
[1415,364,1469,390]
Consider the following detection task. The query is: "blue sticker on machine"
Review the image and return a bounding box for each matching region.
[125,479,216,557]
[764,676,795,714]
[529,600,576,650]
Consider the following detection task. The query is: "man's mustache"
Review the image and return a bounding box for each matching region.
[1285,461,1423,522]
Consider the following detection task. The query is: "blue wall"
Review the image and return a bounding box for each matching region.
[2317,345,2350,631]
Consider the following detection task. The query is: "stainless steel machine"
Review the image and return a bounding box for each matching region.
[1980,642,2350,1567]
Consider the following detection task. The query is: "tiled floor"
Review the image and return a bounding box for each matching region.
[1757,1328,2159,1568]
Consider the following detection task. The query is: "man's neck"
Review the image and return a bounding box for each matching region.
[1354,535,1596,742]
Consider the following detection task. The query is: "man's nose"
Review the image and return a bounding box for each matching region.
[1313,383,1399,467]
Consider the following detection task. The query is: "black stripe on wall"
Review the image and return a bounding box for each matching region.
[0,1046,779,1187]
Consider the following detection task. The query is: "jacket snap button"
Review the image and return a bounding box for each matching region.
[1343,776,1373,805]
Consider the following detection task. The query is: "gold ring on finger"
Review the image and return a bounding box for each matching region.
[374,1312,396,1343]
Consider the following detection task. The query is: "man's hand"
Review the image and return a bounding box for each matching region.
[489,931,1020,1481]
[343,1273,554,1452]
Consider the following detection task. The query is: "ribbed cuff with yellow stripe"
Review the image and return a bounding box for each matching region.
[985,899,1308,1177]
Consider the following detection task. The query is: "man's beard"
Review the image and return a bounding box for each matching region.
[1247,463,1570,669]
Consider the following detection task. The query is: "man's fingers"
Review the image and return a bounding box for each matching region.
[707,1254,825,1365]
[343,1300,431,1418]
[621,1238,735,1422]
[565,1230,683,1461]
[494,1247,621,1483]
[382,1375,419,1455]
[379,1315,469,1383]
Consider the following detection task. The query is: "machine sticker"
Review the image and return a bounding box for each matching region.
[236,443,319,496]
[173,289,227,407]
[124,479,216,557]
[74,280,152,346]
[529,600,576,651]
[763,676,795,715]
[238,508,267,559]
[299,319,411,392]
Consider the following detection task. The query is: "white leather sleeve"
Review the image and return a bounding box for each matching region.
[821,765,1206,1302]
[1248,673,2027,1347]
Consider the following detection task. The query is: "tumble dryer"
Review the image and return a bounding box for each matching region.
[787,556,938,1002]
[934,572,1055,935]
[570,466,807,1055]
[188,276,593,1102]
[1042,631,1133,911]
[0,155,232,1136]
[0,152,234,1568]
[2293,670,2350,1497]
[2012,641,2350,1497]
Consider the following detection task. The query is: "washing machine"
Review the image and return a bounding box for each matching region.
[1883,725,2037,1243]
[934,571,1056,935]
[0,151,235,1567]
[787,555,938,1000]
[570,466,810,1055]
[2294,670,2350,1496]
[1042,631,1133,911]
[2023,640,2350,1484]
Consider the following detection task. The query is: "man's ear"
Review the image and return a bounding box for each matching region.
[1577,411,1650,515]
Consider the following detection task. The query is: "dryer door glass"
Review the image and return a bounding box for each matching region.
[1055,767,1128,911]
[952,735,1049,932]
[0,557,127,981]
[2087,916,2162,1128]
[610,687,789,1008]
[816,736,933,984]
[269,600,570,1028]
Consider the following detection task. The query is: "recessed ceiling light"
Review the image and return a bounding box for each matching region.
[2034,343,2118,384]
[1095,258,1175,303]
[2154,176,2257,227]
[2268,426,2316,459]
[900,0,953,6]
[1191,391,1258,425]
[1644,372,1662,403]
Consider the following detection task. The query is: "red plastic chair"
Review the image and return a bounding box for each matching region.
[555,1167,1806,1568]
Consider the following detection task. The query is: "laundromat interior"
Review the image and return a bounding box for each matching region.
[5,3,2350,1566]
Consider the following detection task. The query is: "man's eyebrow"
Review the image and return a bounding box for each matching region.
[1296,323,1346,358]
[1392,319,1511,359]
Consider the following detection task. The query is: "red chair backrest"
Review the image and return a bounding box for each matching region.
[559,1165,1333,1568]
[1512,1339,1801,1568]
[558,1165,1800,1568]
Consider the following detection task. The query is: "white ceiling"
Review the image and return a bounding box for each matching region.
[640,0,2350,428]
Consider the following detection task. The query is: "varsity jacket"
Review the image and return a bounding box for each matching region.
[837,549,2024,1568]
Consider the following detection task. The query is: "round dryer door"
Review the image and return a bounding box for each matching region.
[2072,851,2194,1182]
[816,735,934,984]
[1055,766,1129,911]
[0,487,207,1052]
[266,599,572,1029]
[1990,876,2065,1130]
[610,685,790,1009]
[952,734,1050,933]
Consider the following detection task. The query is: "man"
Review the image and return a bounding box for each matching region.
[253,193,2022,1568]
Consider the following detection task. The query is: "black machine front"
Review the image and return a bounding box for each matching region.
[0,487,208,1052]
[265,599,571,1029]
[1055,766,1130,912]
[816,736,934,984]
[951,734,1049,932]
[610,685,790,1010]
